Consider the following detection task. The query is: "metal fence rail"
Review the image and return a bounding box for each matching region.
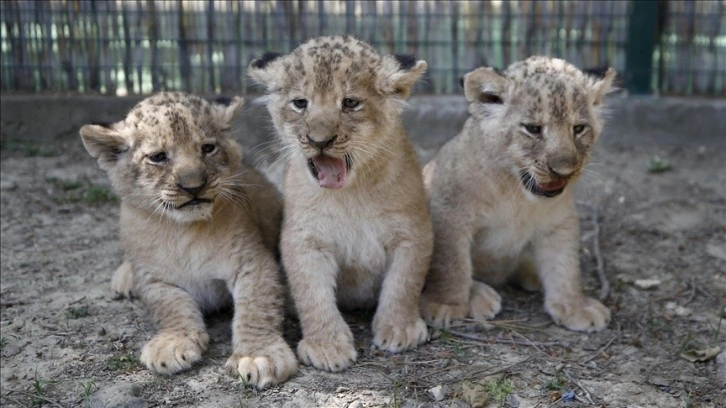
[1,0,724,96]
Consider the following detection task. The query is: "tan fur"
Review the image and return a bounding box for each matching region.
[249,36,433,371]
[79,92,297,388]
[421,57,615,332]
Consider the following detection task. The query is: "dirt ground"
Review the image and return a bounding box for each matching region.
[1,123,724,408]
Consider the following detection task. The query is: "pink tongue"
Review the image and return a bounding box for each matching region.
[312,155,347,189]
[540,179,567,192]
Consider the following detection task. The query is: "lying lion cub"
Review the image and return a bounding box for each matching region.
[80,92,297,388]
[421,57,615,332]
[248,35,433,372]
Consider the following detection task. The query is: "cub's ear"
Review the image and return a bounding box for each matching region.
[586,67,617,106]
[79,124,127,170]
[463,67,508,104]
[377,54,427,100]
[247,52,285,92]
[212,96,244,128]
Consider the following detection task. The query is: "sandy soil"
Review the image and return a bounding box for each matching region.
[1,129,724,408]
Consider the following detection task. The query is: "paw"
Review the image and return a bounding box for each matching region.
[468,281,502,320]
[297,327,356,372]
[140,329,209,374]
[372,316,429,353]
[225,338,298,389]
[420,292,468,329]
[546,296,610,332]
[420,281,502,329]
[111,261,134,298]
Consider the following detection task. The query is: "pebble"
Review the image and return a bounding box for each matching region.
[634,279,661,290]
[0,180,18,191]
[89,382,147,408]
[428,384,446,401]
[461,381,489,408]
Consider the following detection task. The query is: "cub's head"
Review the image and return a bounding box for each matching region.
[463,56,616,199]
[80,92,244,223]
[248,35,427,189]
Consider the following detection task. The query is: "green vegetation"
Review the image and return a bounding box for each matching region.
[30,375,57,407]
[106,351,140,371]
[647,155,672,173]
[65,307,90,319]
[544,370,567,391]
[78,379,97,404]
[486,376,514,408]
[1,140,55,157]
[47,177,117,205]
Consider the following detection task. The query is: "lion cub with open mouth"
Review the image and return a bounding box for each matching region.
[80,92,297,388]
[249,35,433,372]
[421,57,615,332]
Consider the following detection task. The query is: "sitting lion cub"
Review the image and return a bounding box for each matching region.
[421,57,615,332]
[79,92,297,388]
[248,35,433,372]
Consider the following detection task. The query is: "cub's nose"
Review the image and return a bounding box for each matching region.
[306,135,337,151]
[178,182,206,197]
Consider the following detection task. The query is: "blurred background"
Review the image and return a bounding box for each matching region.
[1,0,724,97]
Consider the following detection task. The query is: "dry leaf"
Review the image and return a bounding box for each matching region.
[680,346,721,363]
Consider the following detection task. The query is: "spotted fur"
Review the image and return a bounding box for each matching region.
[421,56,616,332]
[249,36,433,372]
[79,92,297,388]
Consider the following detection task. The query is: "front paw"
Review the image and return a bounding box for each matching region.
[420,294,468,329]
[140,329,209,374]
[225,338,298,389]
[546,296,610,332]
[111,261,134,298]
[297,327,356,372]
[372,315,429,353]
[468,281,502,320]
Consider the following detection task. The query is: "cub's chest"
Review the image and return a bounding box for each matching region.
[474,199,558,256]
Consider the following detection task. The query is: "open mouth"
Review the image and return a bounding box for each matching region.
[520,172,567,198]
[178,198,212,208]
[307,154,352,189]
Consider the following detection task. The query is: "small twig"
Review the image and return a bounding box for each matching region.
[447,330,564,348]
[547,394,565,408]
[694,283,716,301]
[68,296,86,305]
[683,278,697,306]
[0,300,28,307]
[512,331,547,356]
[580,336,617,365]
[566,371,596,405]
[9,390,67,408]
[445,357,533,385]
[591,205,609,301]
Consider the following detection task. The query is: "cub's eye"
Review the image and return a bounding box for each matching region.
[148,151,168,163]
[342,98,360,110]
[201,143,216,154]
[573,124,587,135]
[523,124,543,136]
[291,98,308,110]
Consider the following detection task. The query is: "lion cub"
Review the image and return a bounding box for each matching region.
[79,92,297,388]
[248,35,433,372]
[421,57,615,332]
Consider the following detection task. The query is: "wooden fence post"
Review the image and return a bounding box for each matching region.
[625,0,661,95]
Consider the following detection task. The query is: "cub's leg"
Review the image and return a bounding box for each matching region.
[421,227,501,328]
[224,250,298,389]
[534,215,610,332]
[137,279,209,375]
[111,260,134,298]
[373,241,430,353]
[513,256,542,292]
[283,243,356,372]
